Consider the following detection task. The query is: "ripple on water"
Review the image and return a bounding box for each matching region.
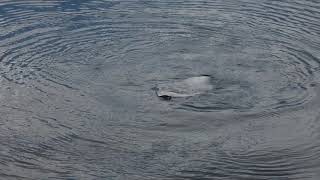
[0,0,320,179]
[172,141,320,180]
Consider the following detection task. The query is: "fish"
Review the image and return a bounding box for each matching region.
[155,75,213,100]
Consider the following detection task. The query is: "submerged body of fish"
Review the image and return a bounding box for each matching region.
[155,76,213,100]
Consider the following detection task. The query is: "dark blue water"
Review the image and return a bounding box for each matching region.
[1,0,320,179]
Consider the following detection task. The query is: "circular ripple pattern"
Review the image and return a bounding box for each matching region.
[0,0,319,112]
[0,0,320,179]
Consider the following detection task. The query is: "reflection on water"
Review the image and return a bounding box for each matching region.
[0,0,320,179]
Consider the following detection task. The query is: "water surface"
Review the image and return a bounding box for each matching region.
[1,0,320,179]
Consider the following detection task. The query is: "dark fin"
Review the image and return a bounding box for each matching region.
[200,74,211,77]
[159,95,172,101]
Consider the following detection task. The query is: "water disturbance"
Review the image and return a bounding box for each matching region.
[0,0,320,179]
